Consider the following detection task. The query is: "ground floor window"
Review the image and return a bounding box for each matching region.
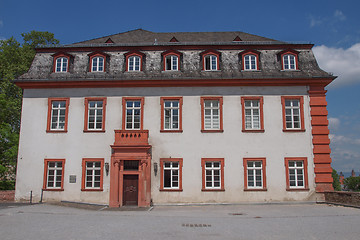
[43,159,65,191]
[285,157,309,190]
[243,158,267,191]
[160,158,183,191]
[201,158,225,191]
[82,158,104,191]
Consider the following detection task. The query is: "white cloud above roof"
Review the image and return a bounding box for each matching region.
[313,43,360,87]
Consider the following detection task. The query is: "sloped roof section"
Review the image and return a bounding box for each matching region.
[71,29,281,46]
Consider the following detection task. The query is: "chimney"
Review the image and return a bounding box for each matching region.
[351,169,356,177]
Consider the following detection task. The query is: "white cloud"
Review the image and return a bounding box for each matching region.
[313,43,360,87]
[330,134,360,146]
[334,10,346,21]
[328,117,340,131]
[309,15,324,27]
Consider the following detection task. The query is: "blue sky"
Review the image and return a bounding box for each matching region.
[1,0,359,173]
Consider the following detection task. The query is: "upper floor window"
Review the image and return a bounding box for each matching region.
[201,50,220,71]
[55,57,68,72]
[52,52,72,73]
[47,98,70,133]
[84,97,107,132]
[241,97,264,132]
[160,97,183,132]
[200,96,223,132]
[88,52,108,72]
[240,50,260,71]
[125,51,145,72]
[165,55,178,71]
[281,96,305,132]
[279,49,299,70]
[122,97,144,130]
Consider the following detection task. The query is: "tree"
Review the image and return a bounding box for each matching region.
[343,176,360,192]
[331,168,342,191]
[0,31,59,183]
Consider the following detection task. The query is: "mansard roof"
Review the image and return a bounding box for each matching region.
[70,29,283,46]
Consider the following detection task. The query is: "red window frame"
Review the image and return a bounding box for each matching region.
[122,97,145,130]
[84,97,107,132]
[160,158,183,191]
[200,96,223,133]
[43,159,65,191]
[281,96,305,132]
[125,51,145,72]
[161,50,182,71]
[279,49,299,70]
[241,96,264,132]
[88,52,108,72]
[46,98,70,133]
[243,158,267,191]
[52,52,72,73]
[200,49,220,71]
[81,158,104,191]
[240,50,260,71]
[284,157,309,191]
[160,97,183,132]
[201,158,225,191]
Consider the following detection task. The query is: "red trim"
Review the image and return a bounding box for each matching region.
[15,78,335,89]
[201,158,225,191]
[161,50,182,71]
[81,158,104,191]
[125,51,145,72]
[240,50,260,71]
[83,97,107,132]
[241,96,264,132]
[243,158,267,191]
[160,158,183,191]
[284,157,309,191]
[122,97,145,130]
[281,96,305,132]
[46,98,70,133]
[200,96,223,132]
[308,87,333,192]
[35,43,314,53]
[88,52,108,72]
[43,159,65,191]
[200,49,220,71]
[160,97,183,132]
[279,49,299,70]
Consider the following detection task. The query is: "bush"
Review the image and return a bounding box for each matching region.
[0,180,15,190]
[343,176,360,192]
[332,169,342,191]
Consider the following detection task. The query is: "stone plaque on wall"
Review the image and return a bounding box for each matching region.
[69,175,76,183]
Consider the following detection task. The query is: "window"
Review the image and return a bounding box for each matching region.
[241,97,264,132]
[281,96,305,131]
[201,158,224,191]
[84,97,107,132]
[285,157,308,190]
[165,55,178,71]
[81,158,104,191]
[88,52,108,72]
[125,51,145,72]
[122,97,144,130]
[55,57,68,72]
[47,98,70,132]
[43,159,65,191]
[201,97,223,132]
[243,158,267,191]
[279,49,299,70]
[160,97,183,132]
[244,55,257,70]
[201,50,220,71]
[160,158,183,191]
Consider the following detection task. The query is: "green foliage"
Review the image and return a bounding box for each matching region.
[332,169,342,191]
[0,31,59,181]
[0,180,15,190]
[343,176,360,192]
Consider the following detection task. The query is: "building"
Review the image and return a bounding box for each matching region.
[14,29,335,207]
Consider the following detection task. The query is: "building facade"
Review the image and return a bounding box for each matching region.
[14,29,335,207]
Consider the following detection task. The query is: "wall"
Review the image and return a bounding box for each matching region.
[324,191,360,207]
[0,190,15,201]
[16,86,318,204]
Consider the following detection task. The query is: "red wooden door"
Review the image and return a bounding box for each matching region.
[123,175,138,206]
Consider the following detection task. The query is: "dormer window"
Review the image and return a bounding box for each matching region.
[52,52,73,73]
[88,52,108,72]
[279,49,299,70]
[162,50,182,71]
[240,50,260,71]
[125,51,145,72]
[201,50,220,71]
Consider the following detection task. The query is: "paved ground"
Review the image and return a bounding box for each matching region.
[0,202,359,240]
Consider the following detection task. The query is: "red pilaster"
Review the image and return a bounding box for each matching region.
[309,86,334,192]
